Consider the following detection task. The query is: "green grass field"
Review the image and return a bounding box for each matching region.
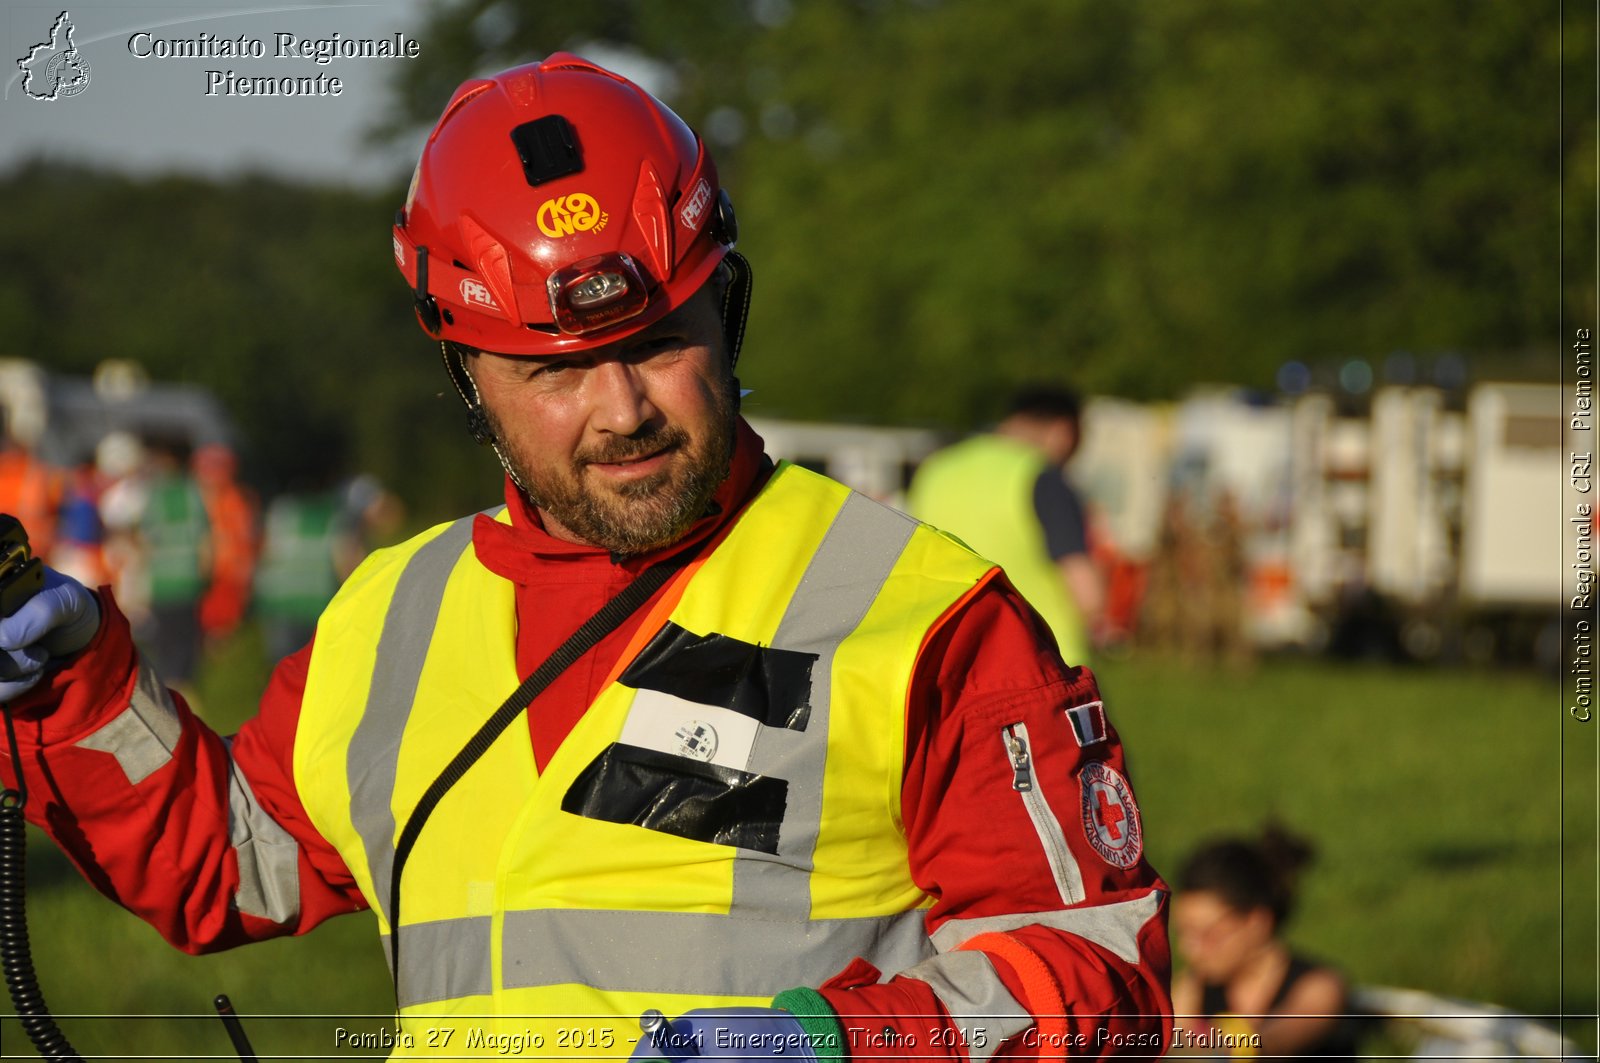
[1095,653,1596,1027]
[1,631,1594,1059]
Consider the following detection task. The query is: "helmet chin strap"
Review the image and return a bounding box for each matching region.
[439,341,534,495]
[720,251,753,370]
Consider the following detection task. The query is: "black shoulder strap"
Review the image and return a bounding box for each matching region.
[386,546,695,1001]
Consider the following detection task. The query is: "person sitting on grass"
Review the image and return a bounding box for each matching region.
[1171,824,1359,1061]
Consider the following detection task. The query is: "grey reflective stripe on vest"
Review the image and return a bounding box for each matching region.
[76,655,183,785]
[346,515,477,931]
[501,908,931,996]
[382,916,495,1005]
[734,492,919,917]
[903,890,1167,1057]
[929,888,1166,966]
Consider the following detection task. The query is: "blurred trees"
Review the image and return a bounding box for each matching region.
[384,0,1573,427]
[0,0,1583,520]
[0,164,500,517]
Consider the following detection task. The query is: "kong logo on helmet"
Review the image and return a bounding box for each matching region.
[537,193,608,239]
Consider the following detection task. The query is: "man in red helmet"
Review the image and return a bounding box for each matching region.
[0,56,1170,1060]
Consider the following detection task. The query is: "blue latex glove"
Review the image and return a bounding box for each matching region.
[0,567,100,701]
[631,1008,819,1063]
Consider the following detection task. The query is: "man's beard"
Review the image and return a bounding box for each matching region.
[490,378,738,556]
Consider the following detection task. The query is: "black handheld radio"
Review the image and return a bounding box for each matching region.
[0,515,45,614]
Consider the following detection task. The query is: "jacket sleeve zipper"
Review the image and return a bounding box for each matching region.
[1004,724,1033,791]
[1001,723,1085,906]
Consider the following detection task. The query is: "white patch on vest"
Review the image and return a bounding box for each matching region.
[620,689,759,771]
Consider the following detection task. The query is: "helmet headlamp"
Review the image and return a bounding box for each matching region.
[547,252,651,335]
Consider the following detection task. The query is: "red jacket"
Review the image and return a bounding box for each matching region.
[3,422,1171,1060]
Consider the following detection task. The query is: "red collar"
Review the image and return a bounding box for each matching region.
[471,418,769,584]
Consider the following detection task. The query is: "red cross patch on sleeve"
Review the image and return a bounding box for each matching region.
[1079,761,1143,868]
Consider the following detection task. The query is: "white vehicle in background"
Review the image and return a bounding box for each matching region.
[0,357,235,465]
[745,416,948,510]
[1286,385,1468,658]
[1072,379,1571,665]
[1071,388,1312,651]
[744,378,1573,667]
[1455,382,1576,665]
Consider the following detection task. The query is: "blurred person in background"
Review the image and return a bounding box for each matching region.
[1171,825,1357,1060]
[193,443,259,646]
[0,410,61,559]
[907,385,1103,665]
[252,471,400,663]
[1140,490,1252,668]
[138,435,212,688]
[95,430,151,631]
[1193,491,1253,669]
[333,473,406,579]
[47,460,108,588]
[253,483,345,663]
[1135,492,1193,656]
[0,54,1170,1059]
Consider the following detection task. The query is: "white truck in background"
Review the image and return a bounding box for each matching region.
[1075,381,1571,664]
[1455,383,1578,664]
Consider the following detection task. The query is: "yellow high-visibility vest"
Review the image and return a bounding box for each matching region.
[294,462,997,1056]
[907,435,1089,666]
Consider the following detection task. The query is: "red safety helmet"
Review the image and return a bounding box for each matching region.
[393,53,749,363]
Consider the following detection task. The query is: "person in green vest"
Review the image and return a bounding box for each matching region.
[138,436,213,687]
[907,386,1103,665]
[254,474,403,662]
[253,489,344,663]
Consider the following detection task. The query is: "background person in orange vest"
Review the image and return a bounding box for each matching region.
[193,443,259,646]
[0,412,62,561]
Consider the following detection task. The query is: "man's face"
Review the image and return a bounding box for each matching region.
[468,286,737,555]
